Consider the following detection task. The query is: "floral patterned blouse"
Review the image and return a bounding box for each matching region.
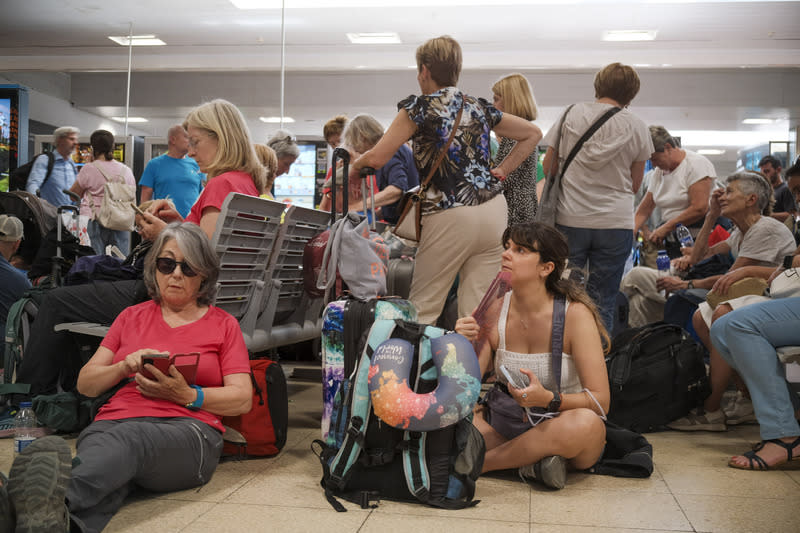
[398,87,504,213]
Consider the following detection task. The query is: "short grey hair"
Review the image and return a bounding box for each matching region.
[343,114,384,154]
[726,171,773,216]
[144,222,219,306]
[649,125,679,152]
[54,126,79,140]
[266,129,300,160]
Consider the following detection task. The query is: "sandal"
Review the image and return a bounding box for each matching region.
[729,436,800,470]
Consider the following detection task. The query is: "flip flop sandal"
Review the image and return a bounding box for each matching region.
[729,436,800,471]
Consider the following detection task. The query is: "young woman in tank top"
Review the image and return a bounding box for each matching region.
[456,222,610,489]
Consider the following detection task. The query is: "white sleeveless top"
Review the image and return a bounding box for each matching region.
[495,291,583,395]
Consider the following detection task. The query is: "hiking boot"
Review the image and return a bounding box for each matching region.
[0,472,13,533]
[667,408,727,432]
[723,392,757,426]
[8,436,72,533]
[519,455,567,490]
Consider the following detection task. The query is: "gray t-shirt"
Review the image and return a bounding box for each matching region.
[542,102,653,230]
[725,215,796,266]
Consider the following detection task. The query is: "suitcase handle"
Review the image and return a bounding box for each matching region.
[330,147,350,224]
[359,167,377,231]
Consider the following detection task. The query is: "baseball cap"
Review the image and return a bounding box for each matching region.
[0,215,23,241]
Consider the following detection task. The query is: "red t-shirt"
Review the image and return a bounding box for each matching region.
[95,300,251,432]
[185,170,259,225]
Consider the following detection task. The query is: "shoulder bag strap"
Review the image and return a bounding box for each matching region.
[418,99,465,194]
[92,161,115,182]
[550,295,566,393]
[558,106,622,185]
[40,152,56,189]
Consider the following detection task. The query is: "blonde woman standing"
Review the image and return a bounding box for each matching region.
[492,74,540,224]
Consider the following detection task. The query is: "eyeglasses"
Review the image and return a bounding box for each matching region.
[156,257,198,277]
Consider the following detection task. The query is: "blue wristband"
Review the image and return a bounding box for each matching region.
[185,385,204,410]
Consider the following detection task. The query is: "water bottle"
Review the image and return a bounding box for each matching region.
[13,402,37,454]
[656,250,671,297]
[675,223,694,248]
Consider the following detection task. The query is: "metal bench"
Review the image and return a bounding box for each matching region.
[57,193,331,354]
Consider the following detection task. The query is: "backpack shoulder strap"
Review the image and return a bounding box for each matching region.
[551,295,566,392]
[39,152,57,190]
[327,319,397,490]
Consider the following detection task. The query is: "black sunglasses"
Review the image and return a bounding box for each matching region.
[156,257,198,277]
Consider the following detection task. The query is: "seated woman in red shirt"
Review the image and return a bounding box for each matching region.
[6,223,252,532]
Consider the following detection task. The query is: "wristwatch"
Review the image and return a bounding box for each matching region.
[547,390,562,413]
[687,280,695,290]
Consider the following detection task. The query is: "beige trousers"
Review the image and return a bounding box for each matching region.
[409,194,508,324]
[620,266,666,327]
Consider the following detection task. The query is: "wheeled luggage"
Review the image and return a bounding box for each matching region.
[321,297,416,442]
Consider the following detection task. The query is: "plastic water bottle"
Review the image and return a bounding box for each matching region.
[675,223,694,248]
[656,250,670,297]
[13,402,37,454]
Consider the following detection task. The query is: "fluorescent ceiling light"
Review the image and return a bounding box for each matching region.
[742,118,774,125]
[108,35,166,46]
[111,116,148,123]
[697,149,726,156]
[232,1,792,9]
[347,32,401,44]
[260,116,295,123]
[602,30,657,42]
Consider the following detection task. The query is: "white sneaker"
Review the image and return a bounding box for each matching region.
[724,392,757,425]
[667,408,727,432]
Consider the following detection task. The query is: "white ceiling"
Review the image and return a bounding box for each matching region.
[1,0,799,172]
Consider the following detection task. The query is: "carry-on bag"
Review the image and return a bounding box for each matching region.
[314,318,484,511]
[222,358,288,457]
[321,297,416,443]
[605,322,709,433]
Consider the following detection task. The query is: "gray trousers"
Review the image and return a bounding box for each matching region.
[66,417,223,533]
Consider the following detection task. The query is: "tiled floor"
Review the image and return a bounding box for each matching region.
[2,367,799,533]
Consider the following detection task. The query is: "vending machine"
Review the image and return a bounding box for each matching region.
[272,137,328,208]
[0,85,30,192]
[143,137,169,166]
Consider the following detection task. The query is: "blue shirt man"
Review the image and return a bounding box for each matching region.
[0,215,31,337]
[26,126,79,207]
[139,125,203,218]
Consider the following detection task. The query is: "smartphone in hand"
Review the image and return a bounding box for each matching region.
[130,202,146,217]
[499,364,527,389]
[141,353,200,384]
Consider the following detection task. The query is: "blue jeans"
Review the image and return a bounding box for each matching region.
[710,297,800,440]
[556,225,632,333]
[88,219,131,256]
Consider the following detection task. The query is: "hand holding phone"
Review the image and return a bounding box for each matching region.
[499,364,526,389]
[141,353,200,384]
[130,202,146,217]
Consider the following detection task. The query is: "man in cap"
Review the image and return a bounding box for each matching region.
[0,215,31,335]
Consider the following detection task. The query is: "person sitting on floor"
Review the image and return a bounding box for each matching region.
[666,172,795,431]
[622,171,795,328]
[455,222,609,490]
[710,296,800,470]
[3,222,252,533]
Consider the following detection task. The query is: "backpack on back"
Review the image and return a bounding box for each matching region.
[605,322,710,433]
[314,318,485,512]
[9,152,55,193]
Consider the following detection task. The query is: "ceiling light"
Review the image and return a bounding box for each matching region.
[108,35,166,46]
[346,33,401,45]
[260,116,295,123]
[697,149,726,156]
[602,30,657,42]
[111,116,148,123]
[742,118,774,125]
